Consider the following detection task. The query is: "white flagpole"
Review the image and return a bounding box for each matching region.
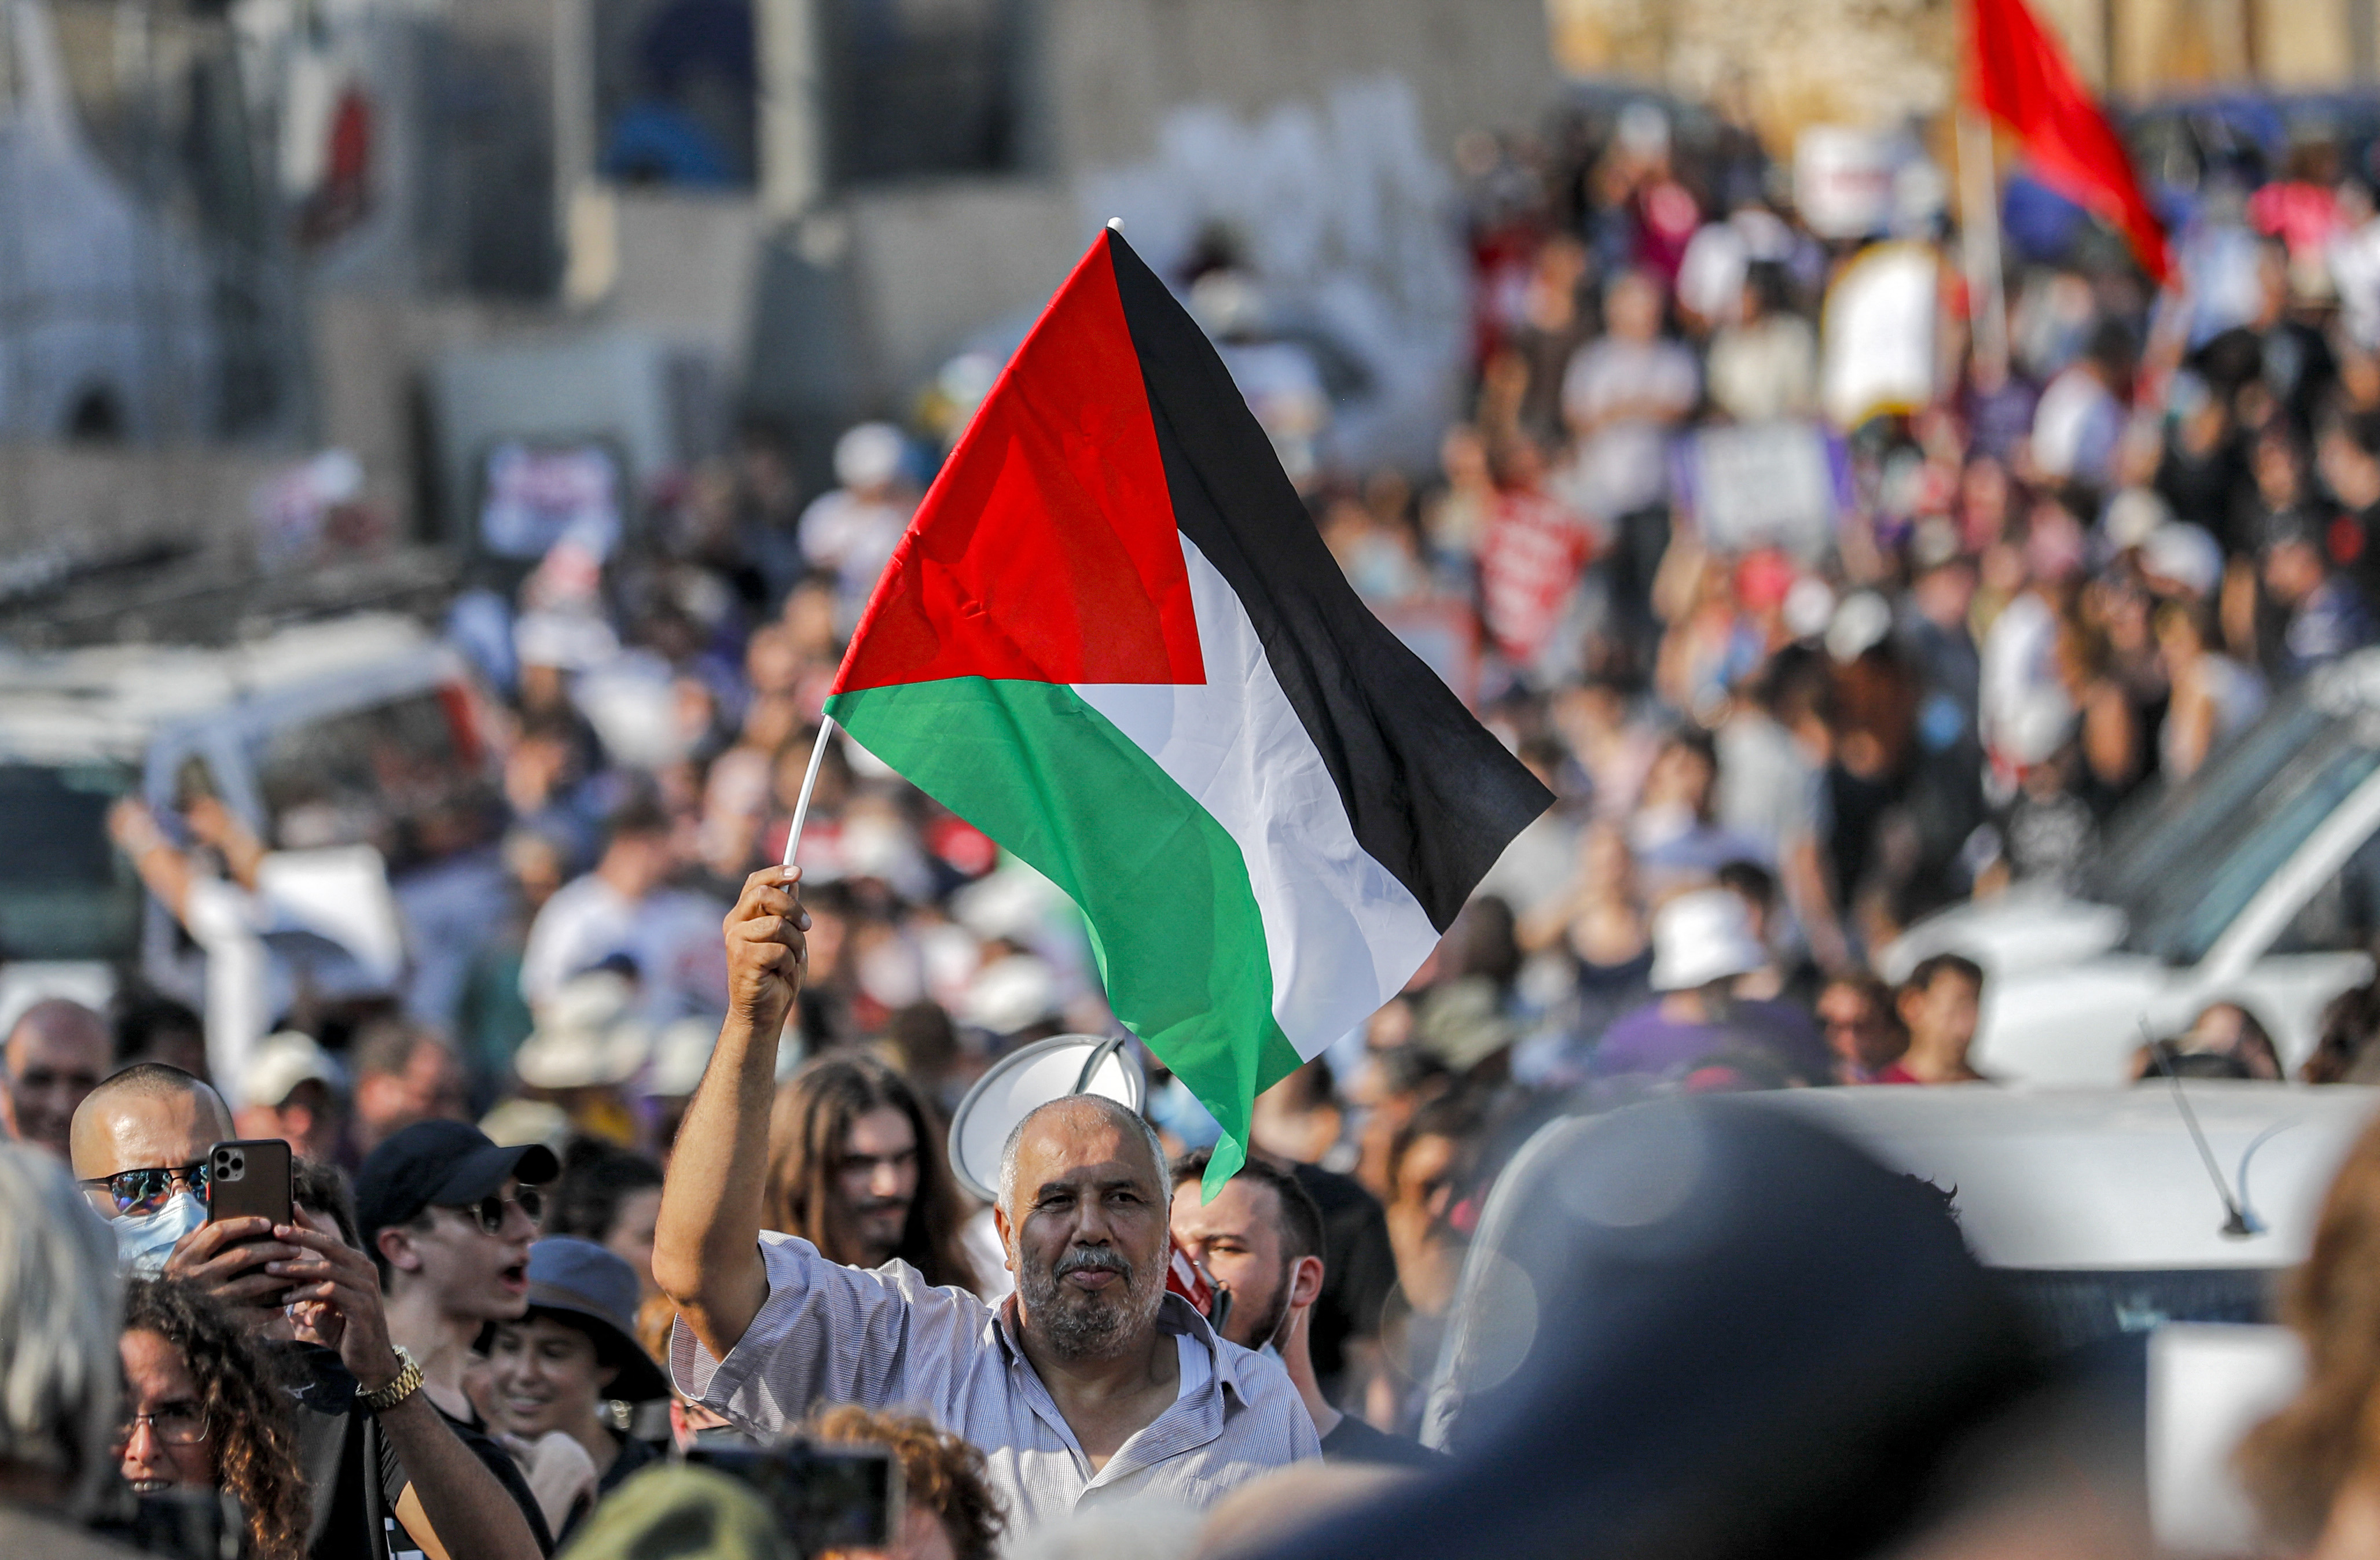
[781,713,839,867]
[1957,105,2011,385]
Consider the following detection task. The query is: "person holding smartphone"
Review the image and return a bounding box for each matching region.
[69,1065,550,1560]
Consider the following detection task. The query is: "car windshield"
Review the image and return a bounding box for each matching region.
[0,761,141,959]
[248,688,480,860]
[2092,671,2380,963]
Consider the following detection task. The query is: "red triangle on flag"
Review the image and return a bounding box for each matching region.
[833,241,1207,695]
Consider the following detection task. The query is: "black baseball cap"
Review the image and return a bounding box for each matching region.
[357,1120,561,1249]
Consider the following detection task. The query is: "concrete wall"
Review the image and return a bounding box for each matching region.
[0,444,282,564]
[795,0,1554,413]
[587,190,766,365]
[1045,0,1556,172]
[841,181,1082,404]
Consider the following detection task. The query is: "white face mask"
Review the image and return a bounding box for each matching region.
[114,1191,206,1276]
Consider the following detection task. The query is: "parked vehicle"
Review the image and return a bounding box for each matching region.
[1886,652,2380,1082]
[1427,1086,2379,1553]
[0,613,482,1025]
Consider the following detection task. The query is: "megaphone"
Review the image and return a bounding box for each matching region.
[945,1034,1144,1203]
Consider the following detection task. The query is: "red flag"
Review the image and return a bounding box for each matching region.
[1967,0,2172,283]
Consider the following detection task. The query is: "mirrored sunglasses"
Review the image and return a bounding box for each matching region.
[80,1161,210,1218]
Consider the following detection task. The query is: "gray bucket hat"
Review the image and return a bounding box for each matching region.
[521,1236,670,1403]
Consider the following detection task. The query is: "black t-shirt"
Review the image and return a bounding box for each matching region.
[379,1401,557,1558]
[1318,1413,1443,1469]
[283,1346,364,1560]
[292,1356,551,1560]
[1290,1162,1397,1402]
[599,1429,664,1496]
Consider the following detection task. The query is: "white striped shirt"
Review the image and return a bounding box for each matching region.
[670,1231,1320,1537]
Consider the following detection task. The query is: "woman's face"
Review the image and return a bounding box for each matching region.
[117,1329,215,1495]
[489,1315,616,1440]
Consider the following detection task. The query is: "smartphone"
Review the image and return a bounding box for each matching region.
[207,1139,293,1229]
[686,1433,901,1552]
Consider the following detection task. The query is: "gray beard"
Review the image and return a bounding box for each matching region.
[1020,1245,1163,1360]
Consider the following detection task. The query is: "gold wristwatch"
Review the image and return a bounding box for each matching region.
[359,1345,424,1412]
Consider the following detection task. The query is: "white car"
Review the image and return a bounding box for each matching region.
[1430,1086,2380,1553]
[1885,652,2380,1083]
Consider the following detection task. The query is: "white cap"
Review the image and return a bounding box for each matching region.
[1782,577,1837,642]
[513,609,619,671]
[1998,688,2079,766]
[833,422,907,491]
[242,1031,342,1109]
[961,953,1061,1036]
[516,971,653,1089]
[645,1017,718,1099]
[2142,523,2223,599]
[943,1035,1144,1203]
[1826,591,1893,664]
[2103,487,2174,552]
[1617,101,1671,155]
[480,1098,572,1154]
[1648,888,1769,992]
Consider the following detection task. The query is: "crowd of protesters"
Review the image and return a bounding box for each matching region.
[29,89,2380,1560]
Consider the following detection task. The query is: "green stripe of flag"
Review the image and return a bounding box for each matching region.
[825,677,1303,1191]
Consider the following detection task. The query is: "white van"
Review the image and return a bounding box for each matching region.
[1886,652,2380,1083]
[0,613,482,1023]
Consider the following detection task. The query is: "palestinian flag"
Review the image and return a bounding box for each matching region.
[824,228,1552,1189]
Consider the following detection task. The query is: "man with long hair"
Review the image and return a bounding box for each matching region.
[765,1052,982,1293]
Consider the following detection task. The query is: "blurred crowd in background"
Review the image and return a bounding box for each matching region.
[37,84,2380,1554]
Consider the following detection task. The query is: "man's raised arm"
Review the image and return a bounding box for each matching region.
[655,864,809,1363]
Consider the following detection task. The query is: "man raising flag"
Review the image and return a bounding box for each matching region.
[653,226,1546,1527]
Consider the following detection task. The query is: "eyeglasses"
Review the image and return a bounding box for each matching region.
[79,1162,210,1218]
[115,1403,210,1448]
[443,1187,543,1236]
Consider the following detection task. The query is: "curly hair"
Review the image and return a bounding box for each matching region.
[2238,1112,2380,1544]
[123,1279,310,1560]
[807,1404,1005,1560]
[765,1053,979,1292]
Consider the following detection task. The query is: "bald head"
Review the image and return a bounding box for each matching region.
[998,1094,1166,1220]
[5,1000,111,1161]
[996,1093,1171,1362]
[69,1064,233,1200]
